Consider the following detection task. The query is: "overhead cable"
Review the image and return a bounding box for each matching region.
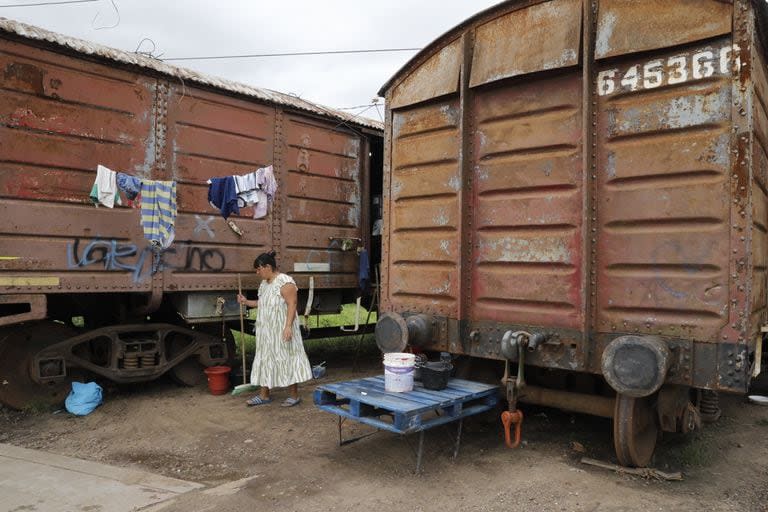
[164,47,421,61]
[0,0,96,7]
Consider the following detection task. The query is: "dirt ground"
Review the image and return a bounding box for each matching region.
[2,349,768,512]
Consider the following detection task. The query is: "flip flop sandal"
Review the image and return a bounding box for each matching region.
[281,397,301,407]
[246,396,272,406]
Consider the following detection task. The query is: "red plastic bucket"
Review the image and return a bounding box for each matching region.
[203,365,231,395]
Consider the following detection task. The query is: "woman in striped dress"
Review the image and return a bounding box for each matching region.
[237,251,312,407]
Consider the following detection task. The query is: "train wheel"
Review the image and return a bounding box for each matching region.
[613,393,659,467]
[0,321,80,410]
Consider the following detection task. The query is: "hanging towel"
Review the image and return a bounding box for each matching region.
[92,165,121,208]
[140,180,176,249]
[207,177,239,219]
[253,165,277,219]
[234,171,259,207]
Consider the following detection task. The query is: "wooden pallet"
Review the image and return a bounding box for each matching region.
[313,376,499,435]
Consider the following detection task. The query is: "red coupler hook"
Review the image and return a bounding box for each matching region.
[501,409,524,448]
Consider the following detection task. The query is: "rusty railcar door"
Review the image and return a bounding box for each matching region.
[281,114,366,296]
[382,37,464,331]
[468,0,586,368]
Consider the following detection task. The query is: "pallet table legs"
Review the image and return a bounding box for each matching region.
[453,419,463,459]
[415,430,425,473]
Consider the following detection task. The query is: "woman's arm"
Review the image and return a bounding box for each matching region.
[236,294,258,308]
[280,282,299,342]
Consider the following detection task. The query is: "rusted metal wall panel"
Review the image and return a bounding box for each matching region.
[471,73,584,329]
[282,115,362,290]
[595,0,733,60]
[387,99,461,317]
[0,36,155,293]
[379,0,768,389]
[0,33,379,299]
[470,0,582,88]
[750,38,768,340]
[594,39,734,341]
[163,83,274,291]
[0,38,155,200]
[389,39,461,110]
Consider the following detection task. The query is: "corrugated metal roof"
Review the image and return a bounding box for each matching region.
[0,17,383,132]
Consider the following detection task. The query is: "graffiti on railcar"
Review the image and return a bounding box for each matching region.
[67,237,225,283]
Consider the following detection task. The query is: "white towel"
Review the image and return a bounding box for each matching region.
[95,165,119,208]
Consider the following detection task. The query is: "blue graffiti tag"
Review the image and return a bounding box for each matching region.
[67,238,226,283]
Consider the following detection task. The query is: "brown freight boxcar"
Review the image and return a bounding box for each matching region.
[375,0,768,466]
[0,19,383,410]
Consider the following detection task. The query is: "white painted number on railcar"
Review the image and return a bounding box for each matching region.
[597,44,741,97]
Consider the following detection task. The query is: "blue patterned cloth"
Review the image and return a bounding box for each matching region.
[116,172,142,200]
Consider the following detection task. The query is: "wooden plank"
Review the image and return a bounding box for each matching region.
[356,378,462,405]
[362,376,493,400]
[319,383,425,411]
[316,401,497,435]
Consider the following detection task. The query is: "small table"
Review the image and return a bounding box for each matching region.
[313,376,499,472]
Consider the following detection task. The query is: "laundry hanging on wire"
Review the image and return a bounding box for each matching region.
[207,165,277,220]
[89,165,177,250]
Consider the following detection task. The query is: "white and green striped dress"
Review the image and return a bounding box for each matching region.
[250,273,312,388]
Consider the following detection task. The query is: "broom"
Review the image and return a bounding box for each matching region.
[232,273,259,396]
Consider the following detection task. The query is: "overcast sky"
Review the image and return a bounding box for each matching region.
[0,0,502,121]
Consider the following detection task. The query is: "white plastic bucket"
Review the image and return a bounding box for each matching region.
[384,352,416,392]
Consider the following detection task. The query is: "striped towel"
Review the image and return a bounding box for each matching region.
[140,180,177,249]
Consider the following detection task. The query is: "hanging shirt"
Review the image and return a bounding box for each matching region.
[140,180,176,249]
[253,165,277,219]
[234,171,259,207]
[207,177,239,219]
[92,165,121,208]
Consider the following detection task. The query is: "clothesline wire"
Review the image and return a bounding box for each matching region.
[163,47,421,61]
[326,104,378,136]
[337,103,381,111]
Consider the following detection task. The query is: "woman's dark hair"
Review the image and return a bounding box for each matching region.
[254,250,277,270]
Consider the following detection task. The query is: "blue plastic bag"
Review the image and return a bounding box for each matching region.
[65,382,103,416]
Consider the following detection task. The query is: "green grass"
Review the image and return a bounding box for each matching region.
[658,431,715,468]
[757,417,768,427]
[22,400,55,414]
[234,303,377,357]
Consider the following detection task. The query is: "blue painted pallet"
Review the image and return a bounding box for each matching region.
[314,376,499,435]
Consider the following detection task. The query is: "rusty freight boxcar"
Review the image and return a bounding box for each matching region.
[375,0,768,466]
[0,19,383,410]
